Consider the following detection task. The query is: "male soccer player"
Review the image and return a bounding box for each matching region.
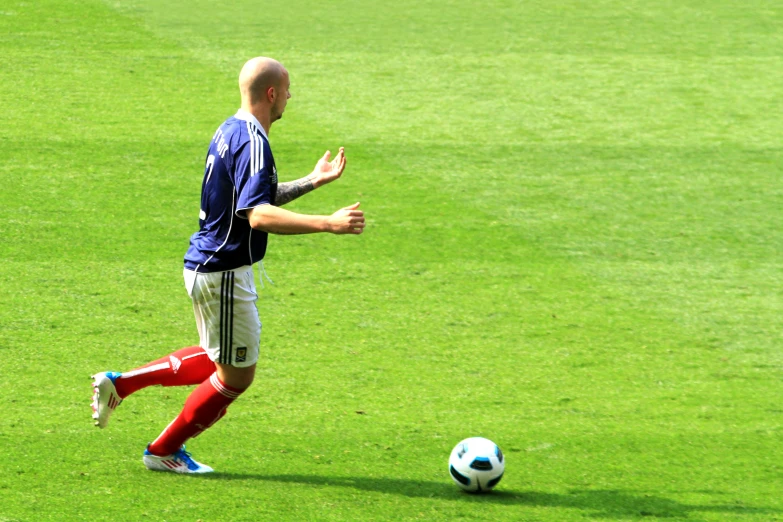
[90,57,365,473]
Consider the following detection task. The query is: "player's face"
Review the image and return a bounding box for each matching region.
[271,71,291,122]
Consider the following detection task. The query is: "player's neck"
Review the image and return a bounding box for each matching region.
[241,104,272,135]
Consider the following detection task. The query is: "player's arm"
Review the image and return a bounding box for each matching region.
[275,147,347,206]
[246,202,364,235]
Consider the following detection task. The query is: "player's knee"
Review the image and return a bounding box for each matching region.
[237,370,255,390]
[215,362,256,391]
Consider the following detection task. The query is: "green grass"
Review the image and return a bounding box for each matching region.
[0,0,781,520]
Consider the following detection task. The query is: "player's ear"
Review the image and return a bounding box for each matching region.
[266,86,275,103]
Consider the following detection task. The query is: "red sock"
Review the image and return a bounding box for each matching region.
[114,346,216,399]
[147,373,242,456]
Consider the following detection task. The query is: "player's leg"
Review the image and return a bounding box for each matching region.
[116,346,217,397]
[91,346,217,429]
[215,360,257,389]
[142,363,254,473]
[143,267,261,473]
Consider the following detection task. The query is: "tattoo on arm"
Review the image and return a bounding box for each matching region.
[275,175,316,206]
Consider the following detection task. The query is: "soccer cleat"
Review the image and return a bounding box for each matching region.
[143,446,214,474]
[91,371,122,429]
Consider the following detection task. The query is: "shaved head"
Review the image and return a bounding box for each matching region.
[239,57,287,105]
[238,56,291,132]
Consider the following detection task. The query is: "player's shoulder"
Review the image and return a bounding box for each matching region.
[210,118,253,163]
[221,116,269,149]
[218,116,249,142]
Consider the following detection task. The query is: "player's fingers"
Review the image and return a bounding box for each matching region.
[343,202,360,210]
[331,157,343,173]
[339,219,364,230]
[322,150,331,161]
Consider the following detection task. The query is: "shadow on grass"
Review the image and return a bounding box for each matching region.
[203,473,779,519]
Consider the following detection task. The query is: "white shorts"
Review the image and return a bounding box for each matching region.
[184,266,261,368]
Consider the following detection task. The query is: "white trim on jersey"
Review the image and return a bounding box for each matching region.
[245,121,265,177]
[235,109,268,178]
[248,125,254,175]
[198,188,237,271]
[256,132,264,174]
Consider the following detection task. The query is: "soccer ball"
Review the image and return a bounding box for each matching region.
[448,437,505,493]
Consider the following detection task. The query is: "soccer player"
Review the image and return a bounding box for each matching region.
[90,57,365,473]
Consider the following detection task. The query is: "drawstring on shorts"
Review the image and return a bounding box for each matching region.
[254,260,274,289]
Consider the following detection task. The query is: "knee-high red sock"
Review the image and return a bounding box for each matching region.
[147,373,243,456]
[114,346,216,399]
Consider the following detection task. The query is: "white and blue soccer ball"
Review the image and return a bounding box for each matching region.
[448,437,505,493]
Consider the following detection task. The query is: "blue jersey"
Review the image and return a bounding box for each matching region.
[184,110,278,272]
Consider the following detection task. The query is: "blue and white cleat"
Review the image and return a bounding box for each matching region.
[143,446,214,474]
[91,371,122,429]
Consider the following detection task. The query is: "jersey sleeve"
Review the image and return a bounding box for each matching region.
[234,136,275,218]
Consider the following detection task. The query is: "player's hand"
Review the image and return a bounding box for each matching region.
[326,202,365,235]
[312,147,346,187]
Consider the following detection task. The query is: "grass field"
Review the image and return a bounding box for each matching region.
[1,0,781,520]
